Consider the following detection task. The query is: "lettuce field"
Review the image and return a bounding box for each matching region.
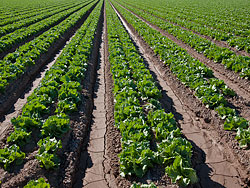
[0,0,249,187]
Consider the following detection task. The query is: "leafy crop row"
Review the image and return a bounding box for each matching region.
[0,5,48,20]
[116,1,250,79]
[0,1,80,27]
[0,1,88,37]
[0,0,93,54]
[134,0,250,31]
[118,0,250,53]
[0,0,97,93]
[112,1,250,149]
[106,2,197,186]
[0,0,102,172]
[0,0,86,20]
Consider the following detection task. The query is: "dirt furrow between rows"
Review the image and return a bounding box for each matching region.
[73,25,109,188]
[119,1,250,58]
[61,5,104,186]
[111,2,249,187]
[115,2,250,122]
[0,1,98,120]
[102,4,122,186]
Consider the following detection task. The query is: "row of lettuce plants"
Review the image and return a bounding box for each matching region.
[112,1,250,149]
[121,0,249,38]
[118,0,250,52]
[143,0,250,29]
[0,5,51,20]
[0,1,81,27]
[0,0,84,20]
[106,2,198,186]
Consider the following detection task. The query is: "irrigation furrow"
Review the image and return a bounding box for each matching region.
[73,11,109,188]
[102,5,119,187]
[102,5,123,186]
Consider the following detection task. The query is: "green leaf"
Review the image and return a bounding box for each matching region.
[215,105,236,120]
[0,144,25,170]
[130,182,157,188]
[37,137,62,154]
[165,156,198,187]
[36,137,62,170]
[41,113,70,138]
[7,128,31,146]
[224,116,249,130]
[24,178,50,188]
[11,116,42,129]
[235,128,250,148]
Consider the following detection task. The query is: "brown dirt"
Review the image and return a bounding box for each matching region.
[80,35,108,188]
[0,1,98,120]
[102,4,123,187]
[111,2,249,187]
[114,2,250,121]
[0,2,104,187]
[73,4,109,187]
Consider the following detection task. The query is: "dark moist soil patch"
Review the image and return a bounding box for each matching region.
[0,2,103,187]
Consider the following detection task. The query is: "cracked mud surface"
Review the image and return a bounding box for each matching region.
[75,32,109,188]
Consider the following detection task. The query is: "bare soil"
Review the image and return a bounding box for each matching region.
[73,9,109,188]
